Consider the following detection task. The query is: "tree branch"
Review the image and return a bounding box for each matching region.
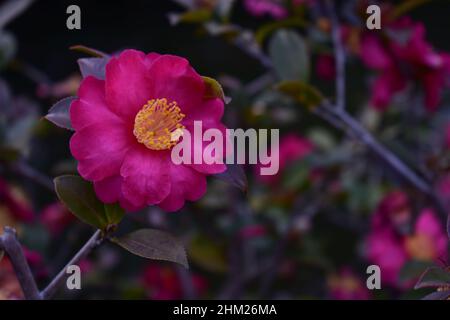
[325,0,346,110]
[0,227,41,300]
[40,230,103,299]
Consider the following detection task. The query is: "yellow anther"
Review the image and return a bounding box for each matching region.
[133,98,185,150]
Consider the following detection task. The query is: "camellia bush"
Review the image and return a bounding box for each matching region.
[0,0,449,300]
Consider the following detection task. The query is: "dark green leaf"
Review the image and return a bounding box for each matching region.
[54,175,108,230]
[104,203,125,227]
[45,96,76,130]
[78,57,109,80]
[415,267,450,289]
[256,18,307,44]
[277,80,323,109]
[215,163,248,193]
[269,29,309,81]
[399,260,434,284]
[202,76,231,104]
[112,229,188,268]
[168,9,212,25]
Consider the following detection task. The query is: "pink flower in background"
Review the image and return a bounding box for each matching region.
[359,19,450,111]
[141,264,207,300]
[328,268,371,300]
[254,133,313,185]
[0,178,34,223]
[40,202,74,235]
[366,191,448,287]
[316,54,336,81]
[244,0,288,19]
[70,50,226,212]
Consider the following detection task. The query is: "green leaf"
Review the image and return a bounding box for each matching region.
[69,45,109,58]
[277,80,323,109]
[202,76,231,104]
[45,96,76,130]
[104,203,125,227]
[188,234,228,273]
[168,9,212,25]
[215,163,248,193]
[0,31,16,69]
[256,18,307,44]
[415,267,450,289]
[269,29,309,81]
[399,260,434,284]
[112,229,188,268]
[54,175,123,231]
[78,57,109,80]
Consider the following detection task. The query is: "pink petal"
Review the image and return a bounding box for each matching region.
[146,55,205,114]
[158,164,207,212]
[70,77,123,131]
[105,50,154,121]
[70,122,133,181]
[120,146,171,209]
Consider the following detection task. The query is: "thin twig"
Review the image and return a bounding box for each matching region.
[40,230,103,299]
[0,227,41,300]
[12,161,54,192]
[325,0,346,110]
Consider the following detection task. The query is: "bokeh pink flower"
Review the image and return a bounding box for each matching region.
[254,133,313,185]
[359,18,450,111]
[365,191,448,287]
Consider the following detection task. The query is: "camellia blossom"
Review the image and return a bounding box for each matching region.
[365,191,448,287]
[359,19,450,111]
[316,54,336,81]
[70,50,227,212]
[254,133,313,185]
[40,202,74,235]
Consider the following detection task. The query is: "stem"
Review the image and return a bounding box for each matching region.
[0,227,41,300]
[40,230,102,299]
[326,0,346,110]
[12,161,54,192]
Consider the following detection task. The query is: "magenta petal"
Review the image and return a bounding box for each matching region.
[158,164,207,212]
[146,55,204,114]
[70,77,122,131]
[105,50,153,120]
[120,147,171,209]
[70,122,132,181]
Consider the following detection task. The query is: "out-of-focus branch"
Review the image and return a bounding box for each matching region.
[0,227,41,300]
[41,230,103,299]
[325,0,346,110]
[11,161,54,192]
[314,102,448,220]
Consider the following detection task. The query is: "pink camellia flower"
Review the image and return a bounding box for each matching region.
[359,19,450,111]
[254,133,313,185]
[366,191,448,287]
[40,202,74,235]
[328,268,371,300]
[70,50,226,212]
[141,264,207,300]
[316,54,336,81]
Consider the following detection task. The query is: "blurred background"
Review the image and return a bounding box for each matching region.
[1,0,450,299]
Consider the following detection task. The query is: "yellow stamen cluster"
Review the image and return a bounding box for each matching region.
[133,98,185,150]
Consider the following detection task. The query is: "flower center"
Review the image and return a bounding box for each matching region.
[133,98,185,150]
